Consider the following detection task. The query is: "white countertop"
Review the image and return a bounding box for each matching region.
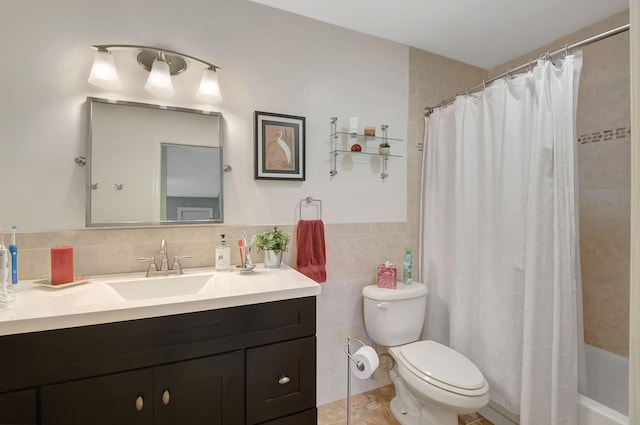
[0,264,321,336]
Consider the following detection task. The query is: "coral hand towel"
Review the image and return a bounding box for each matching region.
[296,220,326,283]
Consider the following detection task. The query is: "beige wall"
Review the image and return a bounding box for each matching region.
[491,11,631,357]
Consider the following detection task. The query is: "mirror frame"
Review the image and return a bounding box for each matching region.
[86,97,224,227]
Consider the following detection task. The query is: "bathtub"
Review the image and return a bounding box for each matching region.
[480,344,629,425]
[579,344,629,425]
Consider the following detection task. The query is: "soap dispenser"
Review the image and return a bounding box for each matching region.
[215,234,231,271]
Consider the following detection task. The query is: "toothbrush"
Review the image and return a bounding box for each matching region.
[247,234,256,256]
[241,232,252,267]
[9,226,17,284]
[238,239,244,267]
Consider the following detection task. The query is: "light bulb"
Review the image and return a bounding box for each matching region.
[88,49,121,89]
[196,67,222,101]
[145,59,174,96]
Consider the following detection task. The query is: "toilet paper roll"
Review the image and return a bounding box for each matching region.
[351,345,379,379]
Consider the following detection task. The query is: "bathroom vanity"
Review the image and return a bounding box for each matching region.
[0,266,320,425]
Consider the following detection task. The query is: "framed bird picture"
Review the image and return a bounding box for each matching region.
[254,111,306,180]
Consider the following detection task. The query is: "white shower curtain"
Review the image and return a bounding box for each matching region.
[421,54,583,425]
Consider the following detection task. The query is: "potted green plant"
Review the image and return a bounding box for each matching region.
[256,226,290,268]
[379,142,391,155]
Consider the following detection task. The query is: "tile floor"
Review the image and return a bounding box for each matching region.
[317,384,493,425]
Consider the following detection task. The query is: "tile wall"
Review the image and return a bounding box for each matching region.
[577,27,631,356]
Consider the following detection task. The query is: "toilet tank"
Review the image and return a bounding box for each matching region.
[362,283,428,347]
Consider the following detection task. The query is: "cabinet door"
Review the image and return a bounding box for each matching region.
[246,336,316,424]
[41,369,154,425]
[0,388,37,424]
[154,350,244,425]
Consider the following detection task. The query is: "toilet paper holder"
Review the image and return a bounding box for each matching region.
[344,338,366,372]
[344,337,377,425]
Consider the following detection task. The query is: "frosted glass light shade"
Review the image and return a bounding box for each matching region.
[88,50,122,89]
[145,59,174,96]
[196,68,222,101]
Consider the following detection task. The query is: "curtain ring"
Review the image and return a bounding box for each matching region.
[528,58,533,72]
[564,44,570,57]
[544,51,551,61]
[506,68,512,79]
[482,80,487,90]
[465,88,470,97]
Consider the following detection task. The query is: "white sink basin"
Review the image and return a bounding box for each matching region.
[105,272,215,301]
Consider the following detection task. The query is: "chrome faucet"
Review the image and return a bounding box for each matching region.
[138,239,190,277]
[159,238,169,272]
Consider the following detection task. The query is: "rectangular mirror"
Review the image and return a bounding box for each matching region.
[87,97,223,226]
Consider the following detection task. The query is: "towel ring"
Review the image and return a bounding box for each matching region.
[299,196,322,220]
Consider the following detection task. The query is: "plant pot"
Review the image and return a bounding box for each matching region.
[379,147,390,155]
[264,250,283,268]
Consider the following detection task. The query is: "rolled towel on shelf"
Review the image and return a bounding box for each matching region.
[296,219,326,283]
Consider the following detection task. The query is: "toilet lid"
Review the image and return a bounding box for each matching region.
[399,340,486,391]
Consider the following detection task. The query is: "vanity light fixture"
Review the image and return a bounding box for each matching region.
[88,44,222,101]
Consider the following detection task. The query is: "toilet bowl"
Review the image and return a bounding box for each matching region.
[362,283,489,425]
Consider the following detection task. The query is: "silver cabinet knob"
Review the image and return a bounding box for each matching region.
[135,395,144,411]
[278,375,290,385]
[162,389,170,405]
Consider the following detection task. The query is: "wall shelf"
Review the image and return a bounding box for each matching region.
[330,131,403,143]
[330,149,402,158]
[329,117,403,180]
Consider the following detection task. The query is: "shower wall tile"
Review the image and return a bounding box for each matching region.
[578,143,600,190]
[598,140,631,190]
[578,140,631,191]
[580,189,631,241]
[580,234,630,356]
[580,236,630,283]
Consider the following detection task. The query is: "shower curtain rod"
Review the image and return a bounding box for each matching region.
[424,23,630,116]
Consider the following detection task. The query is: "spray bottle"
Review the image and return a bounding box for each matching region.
[402,247,413,285]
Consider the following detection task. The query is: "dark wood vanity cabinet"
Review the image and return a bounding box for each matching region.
[0,296,317,425]
[0,388,37,424]
[41,352,244,425]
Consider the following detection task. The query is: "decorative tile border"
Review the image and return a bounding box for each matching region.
[578,126,631,144]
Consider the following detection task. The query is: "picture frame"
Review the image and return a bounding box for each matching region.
[254,111,305,181]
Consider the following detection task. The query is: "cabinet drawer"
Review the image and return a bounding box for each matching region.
[246,336,316,424]
[259,407,317,425]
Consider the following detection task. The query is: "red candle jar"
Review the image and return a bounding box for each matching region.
[51,246,74,285]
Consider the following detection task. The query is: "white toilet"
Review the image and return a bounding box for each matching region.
[362,282,489,425]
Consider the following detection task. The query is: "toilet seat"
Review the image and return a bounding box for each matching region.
[396,340,488,397]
